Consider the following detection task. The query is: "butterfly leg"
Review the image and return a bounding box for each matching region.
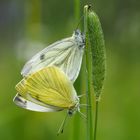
[80,104,91,108]
[78,109,87,120]
[78,94,86,98]
[78,91,91,98]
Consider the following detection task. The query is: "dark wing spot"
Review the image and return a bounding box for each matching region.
[15,96,23,102]
[35,95,39,100]
[14,96,27,108]
[40,54,45,60]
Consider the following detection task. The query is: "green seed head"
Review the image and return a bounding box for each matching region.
[87,10,106,100]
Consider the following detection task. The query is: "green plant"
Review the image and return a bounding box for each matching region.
[84,5,106,140]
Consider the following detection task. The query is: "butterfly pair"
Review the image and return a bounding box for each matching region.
[13,29,85,134]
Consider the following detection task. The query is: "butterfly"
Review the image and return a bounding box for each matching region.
[21,29,85,83]
[13,66,86,134]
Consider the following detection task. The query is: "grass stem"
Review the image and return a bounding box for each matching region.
[74,0,80,22]
[25,0,42,40]
[94,100,99,140]
[84,5,94,140]
[73,0,81,140]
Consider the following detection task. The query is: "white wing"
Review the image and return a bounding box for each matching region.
[21,30,85,82]
[13,94,63,112]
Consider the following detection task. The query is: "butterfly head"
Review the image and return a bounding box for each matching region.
[67,101,80,116]
[72,29,85,48]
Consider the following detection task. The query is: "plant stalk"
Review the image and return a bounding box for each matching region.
[74,0,80,22]
[84,5,94,140]
[94,100,99,140]
[25,0,42,40]
[73,0,81,140]
[87,9,106,140]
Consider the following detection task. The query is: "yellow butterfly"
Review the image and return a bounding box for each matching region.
[13,66,85,134]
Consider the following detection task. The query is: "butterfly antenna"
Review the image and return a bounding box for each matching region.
[57,113,69,136]
[75,15,84,30]
[75,5,92,30]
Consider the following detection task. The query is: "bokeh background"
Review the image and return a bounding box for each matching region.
[0,0,140,140]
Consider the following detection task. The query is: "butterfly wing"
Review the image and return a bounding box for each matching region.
[13,94,62,112]
[16,66,79,109]
[21,36,84,82]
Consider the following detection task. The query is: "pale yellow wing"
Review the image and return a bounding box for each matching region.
[15,80,63,112]
[16,66,78,109]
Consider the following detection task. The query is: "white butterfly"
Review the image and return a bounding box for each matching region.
[21,29,85,82]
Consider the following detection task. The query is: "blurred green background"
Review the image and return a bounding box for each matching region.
[0,0,140,140]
